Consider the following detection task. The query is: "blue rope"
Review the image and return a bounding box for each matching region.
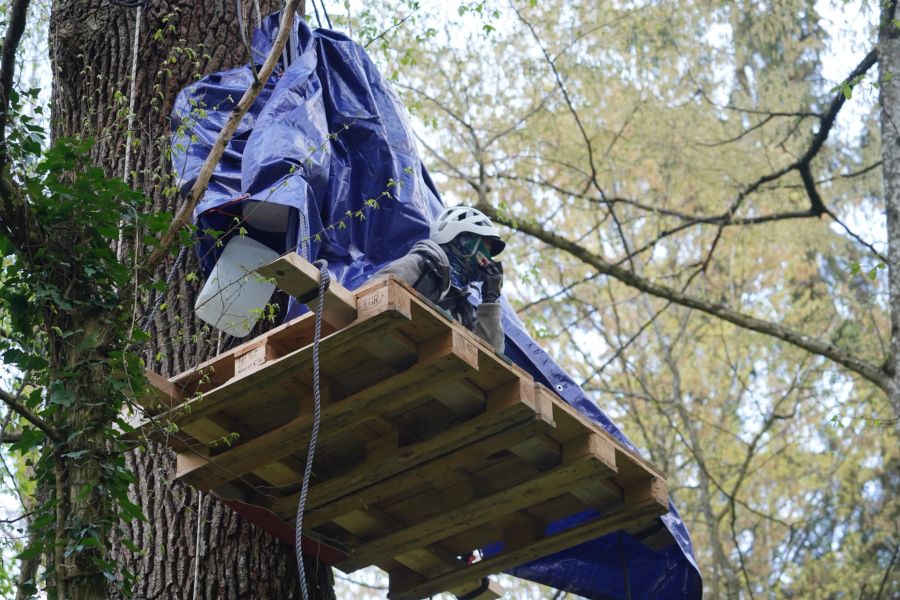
[295,259,330,600]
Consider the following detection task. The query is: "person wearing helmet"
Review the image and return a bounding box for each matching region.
[376,207,506,353]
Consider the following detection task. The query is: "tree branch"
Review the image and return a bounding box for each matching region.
[0,0,32,228]
[143,0,302,276]
[0,388,62,444]
[0,429,22,444]
[0,0,31,156]
[481,205,890,390]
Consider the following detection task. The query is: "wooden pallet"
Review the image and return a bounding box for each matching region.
[135,256,671,600]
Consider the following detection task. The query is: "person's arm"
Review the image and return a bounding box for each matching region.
[474,303,505,353]
[375,240,450,303]
[378,253,426,287]
[473,261,505,353]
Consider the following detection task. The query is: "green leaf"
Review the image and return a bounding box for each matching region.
[62,449,90,459]
[16,545,43,560]
[9,428,44,453]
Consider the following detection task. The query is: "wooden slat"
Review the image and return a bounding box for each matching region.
[144,307,411,433]
[388,477,670,600]
[270,374,545,518]
[341,434,617,572]
[177,330,480,490]
[303,418,554,528]
[258,253,357,328]
[447,578,504,600]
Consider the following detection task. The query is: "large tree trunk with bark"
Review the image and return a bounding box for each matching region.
[48,2,334,598]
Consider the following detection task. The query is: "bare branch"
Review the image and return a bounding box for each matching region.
[481,204,890,390]
[823,206,888,263]
[0,388,61,444]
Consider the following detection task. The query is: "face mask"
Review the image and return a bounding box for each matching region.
[445,233,492,286]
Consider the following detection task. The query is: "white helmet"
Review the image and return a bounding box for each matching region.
[429,206,505,255]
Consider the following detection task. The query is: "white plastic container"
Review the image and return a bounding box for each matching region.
[194,236,279,337]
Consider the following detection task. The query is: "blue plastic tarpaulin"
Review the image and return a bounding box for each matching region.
[171,12,702,600]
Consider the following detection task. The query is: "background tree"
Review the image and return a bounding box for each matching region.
[339,0,899,596]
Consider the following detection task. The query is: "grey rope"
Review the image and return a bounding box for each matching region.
[140,245,189,333]
[295,259,330,600]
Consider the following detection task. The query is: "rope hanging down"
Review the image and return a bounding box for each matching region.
[295,259,330,600]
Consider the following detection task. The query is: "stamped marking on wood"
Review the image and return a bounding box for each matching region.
[359,289,386,314]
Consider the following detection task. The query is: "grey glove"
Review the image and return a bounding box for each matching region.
[480,261,503,303]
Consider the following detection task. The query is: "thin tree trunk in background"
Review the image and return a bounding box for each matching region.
[881,2,900,419]
[48,1,334,597]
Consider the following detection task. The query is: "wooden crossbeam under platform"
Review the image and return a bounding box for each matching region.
[134,257,674,600]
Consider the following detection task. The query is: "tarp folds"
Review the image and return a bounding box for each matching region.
[171,12,702,600]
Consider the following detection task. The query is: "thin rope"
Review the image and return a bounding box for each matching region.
[236,0,249,50]
[140,245,188,333]
[319,0,333,29]
[117,5,142,263]
[295,259,329,600]
[192,491,205,600]
[310,0,322,28]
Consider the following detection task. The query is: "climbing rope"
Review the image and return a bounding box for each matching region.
[140,245,189,333]
[295,259,330,600]
[317,0,333,29]
[116,2,143,263]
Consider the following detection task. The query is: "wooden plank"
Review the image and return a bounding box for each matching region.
[303,373,542,510]
[341,434,617,571]
[271,374,549,518]
[302,418,554,527]
[258,253,357,328]
[176,330,479,490]
[541,385,666,481]
[448,579,503,600]
[143,307,411,434]
[138,370,183,413]
[388,478,670,600]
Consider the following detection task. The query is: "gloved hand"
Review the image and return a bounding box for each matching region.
[480,261,503,303]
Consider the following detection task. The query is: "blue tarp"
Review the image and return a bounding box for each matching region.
[171,12,702,600]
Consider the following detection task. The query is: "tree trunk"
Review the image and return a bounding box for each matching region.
[48,2,334,598]
[881,1,900,419]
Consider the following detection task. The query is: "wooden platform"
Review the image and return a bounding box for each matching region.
[135,257,671,600]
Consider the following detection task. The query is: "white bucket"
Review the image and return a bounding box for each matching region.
[195,236,279,337]
[241,201,291,233]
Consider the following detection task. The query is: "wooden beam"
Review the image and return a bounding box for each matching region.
[176,330,480,490]
[270,373,550,517]
[143,308,410,434]
[258,252,357,328]
[388,478,670,600]
[303,419,553,528]
[341,434,617,571]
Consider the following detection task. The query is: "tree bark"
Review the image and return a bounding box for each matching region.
[881,1,900,418]
[48,2,334,598]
